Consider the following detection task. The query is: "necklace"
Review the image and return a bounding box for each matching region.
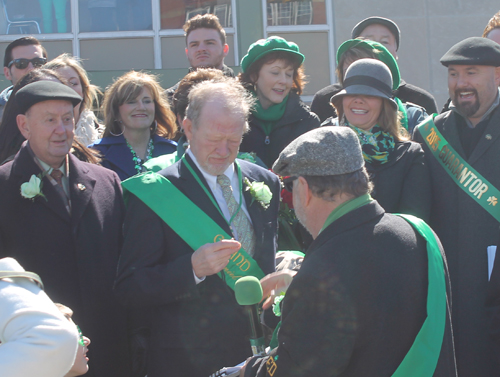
[127,138,154,174]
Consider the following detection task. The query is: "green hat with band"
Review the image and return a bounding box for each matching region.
[241,36,304,73]
[337,39,400,90]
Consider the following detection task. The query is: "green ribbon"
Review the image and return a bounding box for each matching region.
[121,171,265,291]
[391,214,446,377]
[417,115,500,222]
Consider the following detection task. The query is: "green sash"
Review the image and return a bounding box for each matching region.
[121,171,265,290]
[392,214,446,377]
[418,115,500,222]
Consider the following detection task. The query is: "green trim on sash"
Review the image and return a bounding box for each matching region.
[391,214,446,377]
[417,115,500,222]
[121,171,265,290]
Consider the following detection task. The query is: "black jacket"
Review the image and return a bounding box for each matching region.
[414,108,500,376]
[240,92,320,168]
[245,201,457,377]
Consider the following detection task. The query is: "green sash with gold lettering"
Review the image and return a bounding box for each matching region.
[121,171,265,290]
[417,115,500,222]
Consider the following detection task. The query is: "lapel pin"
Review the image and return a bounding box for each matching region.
[486,134,492,140]
[77,183,86,191]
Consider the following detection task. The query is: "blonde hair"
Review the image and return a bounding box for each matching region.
[483,11,500,38]
[102,71,177,139]
[44,53,100,115]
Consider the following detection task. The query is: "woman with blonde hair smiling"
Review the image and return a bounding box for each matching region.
[45,53,102,146]
[91,71,177,180]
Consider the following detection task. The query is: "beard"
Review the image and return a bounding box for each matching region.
[453,88,480,117]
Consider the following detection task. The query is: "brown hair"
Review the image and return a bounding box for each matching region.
[102,71,177,139]
[332,97,408,142]
[336,47,378,85]
[238,51,306,95]
[483,11,500,37]
[4,36,47,67]
[184,14,226,45]
[44,53,101,116]
[173,68,225,120]
[55,303,73,320]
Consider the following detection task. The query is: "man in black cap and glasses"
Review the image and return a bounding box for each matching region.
[0,36,47,119]
[414,36,500,376]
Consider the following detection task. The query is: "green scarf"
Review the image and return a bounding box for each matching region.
[348,123,395,166]
[319,194,373,234]
[252,92,288,136]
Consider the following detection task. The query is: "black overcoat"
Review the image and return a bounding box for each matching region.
[0,144,130,377]
[414,109,500,376]
[114,155,280,377]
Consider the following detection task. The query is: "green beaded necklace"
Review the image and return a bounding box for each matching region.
[127,138,154,174]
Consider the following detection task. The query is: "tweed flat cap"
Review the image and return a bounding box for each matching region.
[351,16,400,50]
[16,80,82,114]
[272,126,364,177]
[440,37,500,67]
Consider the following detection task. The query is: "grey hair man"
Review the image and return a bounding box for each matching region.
[242,127,456,377]
[115,78,281,376]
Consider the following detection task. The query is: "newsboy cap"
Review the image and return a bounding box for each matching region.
[440,37,500,67]
[272,127,364,177]
[351,16,401,51]
[16,81,82,114]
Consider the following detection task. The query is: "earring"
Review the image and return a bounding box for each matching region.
[151,120,158,134]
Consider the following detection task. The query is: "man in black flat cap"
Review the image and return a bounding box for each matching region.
[242,127,456,377]
[0,81,131,377]
[414,36,500,377]
[311,16,438,122]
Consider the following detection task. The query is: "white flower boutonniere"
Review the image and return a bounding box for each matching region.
[20,173,47,201]
[244,177,272,209]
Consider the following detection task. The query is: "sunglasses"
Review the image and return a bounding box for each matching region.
[8,57,47,69]
[283,176,298,192]
[76,325,85,347]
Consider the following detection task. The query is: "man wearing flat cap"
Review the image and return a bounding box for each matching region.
[0,81,130,377]
[243,127,456,377]
[414,36,500,376]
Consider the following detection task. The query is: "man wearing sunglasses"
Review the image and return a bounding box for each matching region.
[0,36,47,119]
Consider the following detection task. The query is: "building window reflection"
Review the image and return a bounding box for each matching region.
[1,0,71,34]
[78,0,152,32]
[160,0,232,30]
[266,0,325,26]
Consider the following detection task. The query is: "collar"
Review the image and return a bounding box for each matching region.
[26,142,69,177]
[186,148,235,190]
[449,88,500,128]
[319,194,373,235]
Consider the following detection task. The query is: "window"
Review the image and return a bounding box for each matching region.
[266,0,326,26]
[160,0,232,30]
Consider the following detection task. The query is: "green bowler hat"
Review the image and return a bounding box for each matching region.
[240,36,304,73]
[337,38,400,90]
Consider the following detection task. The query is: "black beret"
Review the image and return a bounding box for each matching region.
[440,37,500,67]
[15,81,82,114]
[351,16,400,51]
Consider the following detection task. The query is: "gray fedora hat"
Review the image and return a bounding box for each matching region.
[330,58,397,109]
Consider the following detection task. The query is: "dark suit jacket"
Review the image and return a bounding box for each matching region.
[90,134,177,180]
[414,109,500,376]
[0,144,130,377]
[245,201,457,377]
[115,154,280,377]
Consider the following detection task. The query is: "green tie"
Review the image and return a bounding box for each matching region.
[217,174,256,256]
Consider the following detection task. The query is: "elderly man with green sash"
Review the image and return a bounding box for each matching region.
[114,78,280,377]
[242,127,457,377]
[414,37,500,377]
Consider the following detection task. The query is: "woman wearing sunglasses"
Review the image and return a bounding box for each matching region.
[238,36,320,168]
[45,54,103,146]
[90,71,177,180]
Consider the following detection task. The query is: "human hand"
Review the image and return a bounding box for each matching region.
[260,269,296,310]
[191,239,241,278]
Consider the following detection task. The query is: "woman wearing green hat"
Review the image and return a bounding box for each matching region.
[238,36,320,168]
[311,39,428,135]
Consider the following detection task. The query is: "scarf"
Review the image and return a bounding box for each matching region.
[347,122,395,166]
[252,92,289,136]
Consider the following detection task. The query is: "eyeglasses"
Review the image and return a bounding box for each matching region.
[7,57,47,69]
[283,176,298,192]
[76,325,85,346]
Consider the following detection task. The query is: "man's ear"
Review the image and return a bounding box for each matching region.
[17,114,30,139]
[4,66,12,82]
[183,117,193,141]
[494,66,500,87]
[185,48,189,57]
[297,176,312,207]
[223,44,229,57]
